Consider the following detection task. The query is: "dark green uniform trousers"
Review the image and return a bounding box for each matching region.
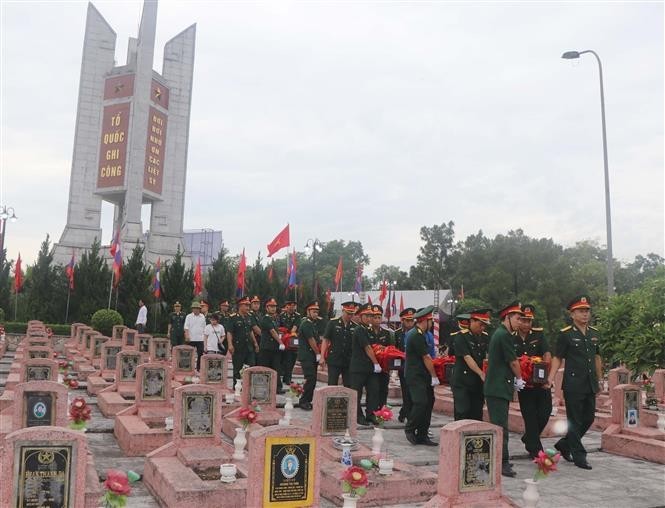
[452,386,484,421]
[282,350,298,384]
[517,387,552,454]
[300,361,317,405]
[350,371,380,423]
[327,364,351,387]
[486,396,510,464]
[232,349,254,387]
[397,370,412,421]
[556,391,595,462]
[406,381,434,440]
[258,349,283,391]
[378,372,390,407]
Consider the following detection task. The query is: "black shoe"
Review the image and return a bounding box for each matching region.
[574,460,592,470]
[276,388,285,394]
[405,431,418,445]
[398,415,406,423]
[554,443,573,462]
[299,402,312,411]
[501,464,516,478]
[419,437,438,446]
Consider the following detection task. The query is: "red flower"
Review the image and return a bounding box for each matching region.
[341,466,368,489]
[533,449,561,480]
[69,397,91,423]
[372,405,393,425]
[103,469,131,496]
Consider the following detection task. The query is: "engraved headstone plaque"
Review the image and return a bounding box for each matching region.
[120,354,140,382]
[142,367,166,400]
[28,350,50,359]
[205,358,224,384]
[459,432,494,492]
[617,371,629,386]
[93,338,106,358]
[182,393,214,437]
[104,346,122,371]
[154,341,169,361]
[250,372,272,403]
[125,331,136,346]
[15,444,73,507]
[26,365,52,382]
[624,390,639,428]
[177,349,193,371]
[264,437,315,505]
[24,392,55,427]
[322,396,349,436]
[139,336,150,353]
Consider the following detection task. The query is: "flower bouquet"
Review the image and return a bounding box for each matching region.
[69,396,91,430]
[341,465,369,497]
[288,382,304,399]
[533,448,561,481]
[372,405,393,427]
[642,376,658,407]
[99,469,139,508]
[238,401,261,430]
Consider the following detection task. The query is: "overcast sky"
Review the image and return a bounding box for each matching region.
[1,1,663,273]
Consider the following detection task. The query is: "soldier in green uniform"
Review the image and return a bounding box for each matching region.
[446,314,471,357]
[227,296,256,387]
[321,301,357,387]
[350,304,382,425]
[452,309,491,421]
[167,301,186,346]
[546,295,602,470]
[280,300,301,386]
[371,305,394,407]
[218,299,232,336]
[514,304,552,458]
[404,305,439,446]
[247,295,263,365]
[297,302,322,410]
[395,308,416,422]
[200,300,210,325]
[258,297,286,393]
[484,301,526,477]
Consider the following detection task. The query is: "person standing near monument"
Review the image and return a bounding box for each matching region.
[484,301,526,477]
[258,298,286,394]
[184,302,206,370]
[297,302,322,410]
[218,299,231,338]
[135,299,147,333]
[451,309,491,421]
[395,307,416,422]
[371,305,394,407]
[167,301,186,346]
[404,305,439,446]
[280,300,301,386]
[514,304,552,458]
[546,295,602,470]
[227,296,257,387]
[200,300,210,325]
[203,313,226,355]
[320,301,357,387]
[350,304,382,425]
[248,295,263,366]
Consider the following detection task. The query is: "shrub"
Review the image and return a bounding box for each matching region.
[90,309,124,336]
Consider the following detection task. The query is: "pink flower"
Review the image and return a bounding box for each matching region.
[341,466,368,489]
[533,449,561,480]
[103,469,131,496]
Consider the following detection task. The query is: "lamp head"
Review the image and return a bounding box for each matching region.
[562,51,580,59]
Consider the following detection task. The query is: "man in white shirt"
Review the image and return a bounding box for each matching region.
[135,299,148,333]
[184,301,207,370]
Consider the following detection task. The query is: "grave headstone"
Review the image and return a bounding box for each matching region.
[173,345,196,372]
[149,337,171,363]
[612,384,641,428]
[242,366,277,409]
[112,324,127,341]
[609,366,632,392]
[122,328,138,350]
[173,384,222,446]
[13,381,69,431]
[22,358,59,383]
[200,353,228,385]
[138,363,172,404]
[652,369,665,402]
[117,351,142,385]
[101,342,122,377]
[312,386,357,438]
[26,346,53,360]
[137,333,152,354]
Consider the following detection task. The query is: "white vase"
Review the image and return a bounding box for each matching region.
[378,457,394,475]
[371,426,384,454]
[341,444,352,466]
[657,412,665,432]
[284,397,294,423]
[219,463,237,482]
[522,479,540,508]
[342,493,359,508]
[233,427,247,460]
[234,380,242,401]
[164,416,174,431]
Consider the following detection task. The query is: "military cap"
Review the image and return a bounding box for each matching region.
[372,305,383,316]
[521,304,536,319]
[237,296,251,306]
[357,303,374,316]
[414,305,435,322]
[498,301,523,320]
[200,300,209,307]
[305,301,320,311]
[469,308,492,325]
[400,307,416,320]
[173,301,182,307]
[285,300,297,306]
[341,301,358,313]
[190,301,201,309]
[250,295,261,303]
[567,295,591,311]
[219,300,230,307]
[265,297,278,307]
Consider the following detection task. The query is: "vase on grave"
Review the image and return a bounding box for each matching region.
[371,426,384,454]
[233,427,247,460]
[342,494,359,508]
[284,397,294,423]
[522,479,540,508]
[378,457,394,475]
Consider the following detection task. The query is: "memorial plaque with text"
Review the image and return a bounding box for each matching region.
[104,347,122,371]
[618,372,629,386]
[24,392,54,427]
[322,396,350,436]
[624,390,639,428]
[93,338,106,358]
[120,355,140,382]
[459,432,494,493]
[177,350,193,371]
[15,444,73,507]
[142,368,166,400]
[139,337,150,353]
[28,350,50,359]
[143,106,167,194]
[26,366,52,382]
[182,393,214,437]
[250,372,272,403]
[205,359,224,384]
[263,437,315,507]
[97,102,130,189]
[125,331,136,346]
[154,341,169,361]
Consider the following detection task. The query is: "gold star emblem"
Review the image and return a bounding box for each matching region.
[154,87,162,101]
[114,83,124,93]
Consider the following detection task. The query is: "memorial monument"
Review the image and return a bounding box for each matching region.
[54,0,196,265]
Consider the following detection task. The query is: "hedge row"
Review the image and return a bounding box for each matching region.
[1,322,73,336]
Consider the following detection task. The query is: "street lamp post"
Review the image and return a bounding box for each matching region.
[0,205,19,266]
[304,238,324,298]
[562,49,615,297]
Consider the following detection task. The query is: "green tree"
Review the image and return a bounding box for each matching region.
[206,247,238,306]
[409,221,456,289]
[116,243,152,328]
[159,247,194,331]
[370,264,417,290]
[24,235,61,322]
[70,238,110,323]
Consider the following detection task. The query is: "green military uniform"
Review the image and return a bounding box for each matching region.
[349,307,380,425]
[514,325,552,456]
[485,321,519,467]
[228,310,255,386]
[280,309,301,385]
[323,316,355,387]
[372,325,394,407]
[258,311,283,391]
[554,323,601,464]
[168,311,186,346]
[394,317,414,422]
[452,328,488,421]
[297,313,319,407]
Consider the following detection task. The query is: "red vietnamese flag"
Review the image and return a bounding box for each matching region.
[236,249,247,296]
[193,258,203,296]
[14,253,23,293]
[267,224,290,257]
[109,228,120,257]
[379,280,387,304]
[399,293,404,313]
[334,256,343,291]
[65,251,75,290]
[267,261,274,283]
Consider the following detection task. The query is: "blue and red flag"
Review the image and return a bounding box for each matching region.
[112,243,122,288]
[109,228,120,257]
[65,251,75,290]
[354,264,363,293]
[288,249,297,289]
[391,290,398,316]
[235,250,246,297]
[153,258,161,298]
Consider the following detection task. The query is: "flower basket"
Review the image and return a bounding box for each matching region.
[432,356,455,384]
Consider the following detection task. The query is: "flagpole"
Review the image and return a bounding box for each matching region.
[65,286,71,323]
[114,286,119,310]
[14,289,18,321]
[107,268,114,309]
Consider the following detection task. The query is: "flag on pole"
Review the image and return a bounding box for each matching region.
[288,249,297,288]
[385,290,392,320]
[65,251,75,290]
[354,264,363,293]
[14,253,23,293]
[334,256,343,291]
[325,288,332,312]
[399,293,404,313]
[235,250,246,296]
[267,260,274,283]
[267,224,290,257]
[194,258,203,296]
[379,280,387,304]
[367,294,373,305]
[112,243,122,287]
[109,229,120,257]
[153,258,161,298]
[392,291,398,316]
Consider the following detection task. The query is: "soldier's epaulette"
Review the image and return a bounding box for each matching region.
[589,325,598,331]
[482,330,489,336]
[450,331,460,336]
[330,316,341,322]
[560,325,572,332]
[532,327,544,332]
[460,328,470,334]
[230,312,237,317]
